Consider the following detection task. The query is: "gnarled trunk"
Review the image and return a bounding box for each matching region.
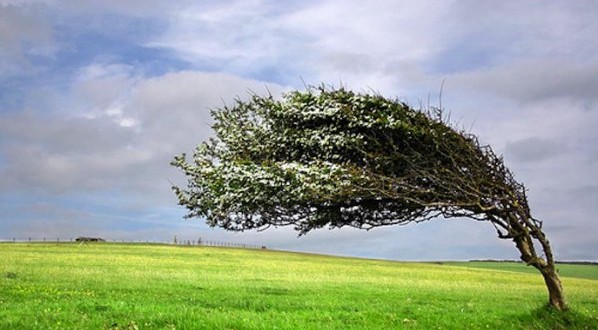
[539,266,567,311]
[513,230,567,311]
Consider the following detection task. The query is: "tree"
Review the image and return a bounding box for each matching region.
[171,86,567,310]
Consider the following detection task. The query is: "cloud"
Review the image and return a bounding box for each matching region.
[1,1,597,261]
[505,137,562,163]
[144,0,458,89]
[0,67,286,199]
[128,70,289,154]
[146,1,308,82]
[0,121,145,194]
[0,3,55,76]
[452,60,598,106]
[51,0,198,17]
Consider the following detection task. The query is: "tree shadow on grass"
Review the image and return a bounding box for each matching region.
[514,305,597,330]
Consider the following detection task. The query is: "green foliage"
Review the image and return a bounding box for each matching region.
[1,243,596,329]
[172,86,520,234]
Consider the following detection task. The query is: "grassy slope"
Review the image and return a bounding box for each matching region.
[445,261,598,281]
[0,243,596,330]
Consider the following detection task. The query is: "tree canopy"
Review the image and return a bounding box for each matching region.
[171,86,566,310]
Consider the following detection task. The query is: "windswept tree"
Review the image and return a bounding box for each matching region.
[171,86,567,310]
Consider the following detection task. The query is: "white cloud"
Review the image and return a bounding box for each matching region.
[75,62,135,82]
[1,1,597,261]
[282,1,449,61]
[128,71,288,154]
[146,0,457,91]
[0,68,286,199]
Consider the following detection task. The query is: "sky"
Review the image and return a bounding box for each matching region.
[1,0,597,261]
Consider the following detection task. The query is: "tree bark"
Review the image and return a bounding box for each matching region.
[513,232,568,311]
[539,266,567,311]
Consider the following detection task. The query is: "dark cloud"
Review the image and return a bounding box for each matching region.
[505,137,562,162]
[0,113,144,194]
[453,61,598,106]
[568,185,598,209]
[0,3,55,78]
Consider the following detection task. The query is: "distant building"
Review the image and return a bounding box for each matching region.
[75,237,106,242]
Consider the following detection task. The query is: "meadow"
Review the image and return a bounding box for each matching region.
[0,243,596,329]
[446,261,598,281]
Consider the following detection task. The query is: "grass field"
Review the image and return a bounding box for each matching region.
[0,243,596,329]
[445,261,598,281]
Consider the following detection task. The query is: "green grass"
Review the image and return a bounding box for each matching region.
[445,261,598,281]
[1,243,596,329]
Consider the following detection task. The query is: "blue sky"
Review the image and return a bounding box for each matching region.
[1,0,597,261]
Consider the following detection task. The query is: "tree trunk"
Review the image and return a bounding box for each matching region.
[539,266,567,311]
[513,232,568,311]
